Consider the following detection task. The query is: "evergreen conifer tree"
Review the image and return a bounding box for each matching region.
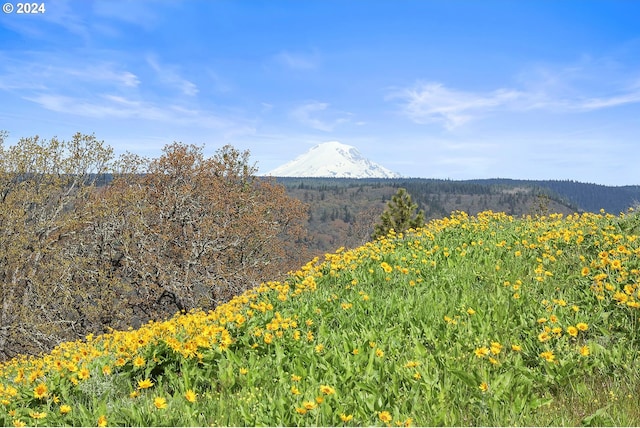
[372,188,425,239]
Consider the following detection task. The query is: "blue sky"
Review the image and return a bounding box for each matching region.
[1,1,639,185]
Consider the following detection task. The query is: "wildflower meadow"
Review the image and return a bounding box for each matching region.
[1,209,640,426]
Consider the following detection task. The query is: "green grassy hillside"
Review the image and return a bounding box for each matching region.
[2,209,640,426]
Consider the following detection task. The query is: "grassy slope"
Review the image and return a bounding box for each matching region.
[2,210,640,426]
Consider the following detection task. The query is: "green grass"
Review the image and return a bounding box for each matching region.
[1,209,640,426]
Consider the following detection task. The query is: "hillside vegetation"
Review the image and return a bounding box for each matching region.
[2,209,640,426]
[468,178,640,215]
[279,177,581,253]
[0,133,309,360]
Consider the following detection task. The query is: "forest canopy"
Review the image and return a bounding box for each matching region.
[0,132,309,360]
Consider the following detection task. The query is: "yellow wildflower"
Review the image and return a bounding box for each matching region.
[78,367,90,380]
[29,412,47,420]
[97,415,108,427]
[154,396,167,409]
[576,322,589,331]
[379,411,393,423]
[540,351,556,363]
[538,331,551,342]
[340,413,354,422]
[474,347,489,358]
[138,378,154,389]
[319,385,335,395]
[33,383,48,399]
[184,390,197,403]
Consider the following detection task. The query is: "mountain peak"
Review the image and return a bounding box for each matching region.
[267,141,402,178]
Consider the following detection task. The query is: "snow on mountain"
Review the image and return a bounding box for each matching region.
[266,141,402,178]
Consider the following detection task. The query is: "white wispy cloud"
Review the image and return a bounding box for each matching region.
[1,0,90,41]
[0,54,139,91]
[0,51,253,136]
[25,94,146,119]
[274,51,319,70]
[24,92,246,131]
[560,90,640,111]
[290,101,351,131]
[205,70,232,93]
[4,0,177,42]
[146,55,198,96]
[68,66,140,88]
[391,64,640,129]
[389,82,522,129]
[92,0,175,31]
[514,61,640,112]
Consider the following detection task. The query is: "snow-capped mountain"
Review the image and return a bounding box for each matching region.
[267,141,402,178]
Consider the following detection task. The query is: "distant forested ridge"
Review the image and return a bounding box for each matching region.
[272,177,639,254]
[466,178,640,214]
[275,177,640,213]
